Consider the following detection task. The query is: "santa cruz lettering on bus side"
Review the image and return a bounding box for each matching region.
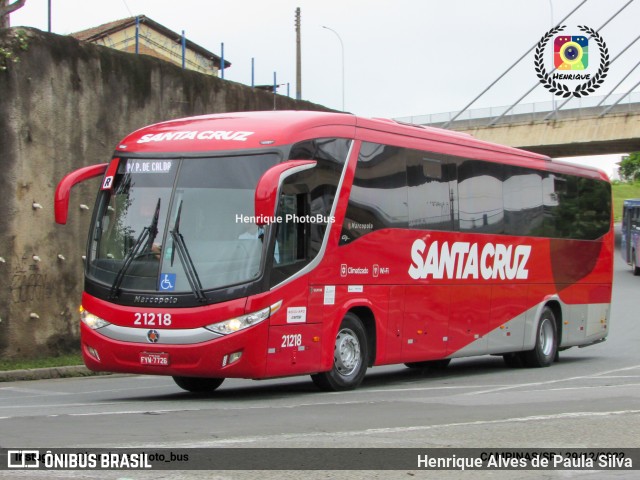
[408,239,531,281]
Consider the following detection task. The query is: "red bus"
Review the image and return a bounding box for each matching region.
[55,111,613,392]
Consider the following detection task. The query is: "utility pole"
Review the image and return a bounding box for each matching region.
[295,7,301,100]
[0,0,27,29]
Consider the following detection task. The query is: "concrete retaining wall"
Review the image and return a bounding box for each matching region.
[0,27,329,359]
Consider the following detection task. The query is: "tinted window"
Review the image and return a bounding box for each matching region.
[504,166,544,236]
[545,174,579,239]
[338,142,610,243]
[407,151,458,231]
[577,177,611,239]
[341,143,408,244]
[458,160,504,234]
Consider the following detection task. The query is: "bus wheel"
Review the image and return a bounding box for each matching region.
[405,359,451,370]
[633,251,640,276]
[521,307,557,368]
[311,313,368,391]
[172,376,224,393]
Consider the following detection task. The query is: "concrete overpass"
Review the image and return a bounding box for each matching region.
[396,92,640,158]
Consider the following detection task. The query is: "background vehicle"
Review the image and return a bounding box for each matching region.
[621,198,640,275]
[55,111,613,392]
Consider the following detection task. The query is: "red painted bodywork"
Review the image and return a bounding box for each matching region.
[54,163,108,224]
[57,111,613,381]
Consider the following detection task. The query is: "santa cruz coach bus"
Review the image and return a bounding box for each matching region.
[54,111,613,392]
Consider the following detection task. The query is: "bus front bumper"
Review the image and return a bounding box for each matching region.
[80,321,269,379]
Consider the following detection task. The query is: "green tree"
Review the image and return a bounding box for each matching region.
[619,152,640,182]
[0,0,26,28]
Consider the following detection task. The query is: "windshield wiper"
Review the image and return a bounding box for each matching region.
[170,200,206,302]
[109,198,161,299]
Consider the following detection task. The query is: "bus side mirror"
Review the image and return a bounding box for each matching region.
[54,163,109,224]
[254,160,316,226]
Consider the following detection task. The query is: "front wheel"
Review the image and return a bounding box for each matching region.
[172,376,224,393]
[632,250,640,276]
[311,313,369,391]
[521,307,557,368]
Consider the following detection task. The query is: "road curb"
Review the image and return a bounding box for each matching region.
[0,365,111,382]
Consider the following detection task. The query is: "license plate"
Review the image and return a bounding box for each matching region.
[139,352,170,366]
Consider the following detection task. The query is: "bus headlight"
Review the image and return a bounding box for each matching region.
[205,301,282,335]
[80,306,111,330]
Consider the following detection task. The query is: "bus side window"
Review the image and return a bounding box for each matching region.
[275,193,307,266]
[269,187,311,287]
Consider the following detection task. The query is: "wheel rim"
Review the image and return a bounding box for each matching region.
[539,318,555,357]
[334,328,361,377]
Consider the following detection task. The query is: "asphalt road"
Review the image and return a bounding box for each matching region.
[1,247,639,480]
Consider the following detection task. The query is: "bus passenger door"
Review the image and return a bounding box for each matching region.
[401,286,449,362]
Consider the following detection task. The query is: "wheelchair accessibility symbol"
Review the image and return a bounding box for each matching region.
[159,273,176,291]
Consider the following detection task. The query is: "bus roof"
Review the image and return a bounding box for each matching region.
[113,110,608,181]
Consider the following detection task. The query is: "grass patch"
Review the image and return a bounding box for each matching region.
[612,182,640,222]
[0,353,83,371]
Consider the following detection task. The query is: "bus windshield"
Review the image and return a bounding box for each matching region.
[88,154,279,296]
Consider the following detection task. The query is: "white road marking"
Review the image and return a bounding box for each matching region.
[119,409,640,448]
[463,364,640,396]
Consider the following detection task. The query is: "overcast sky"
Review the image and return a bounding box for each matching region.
[11,0,640,176]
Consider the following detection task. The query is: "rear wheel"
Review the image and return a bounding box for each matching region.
[311,313,369,391]
[172,376,224,393]
[633,250,640,276]
[405,359,451,370]
[521,307,557,368]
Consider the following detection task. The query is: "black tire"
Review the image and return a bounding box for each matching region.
[311,313,369,391]
[633,250,640,276]
[172,376,224,393]
[405,359,451,370]
[521,307,558,368]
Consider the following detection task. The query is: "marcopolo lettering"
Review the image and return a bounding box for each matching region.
[408,239,531,281]
[136,130,254,143]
